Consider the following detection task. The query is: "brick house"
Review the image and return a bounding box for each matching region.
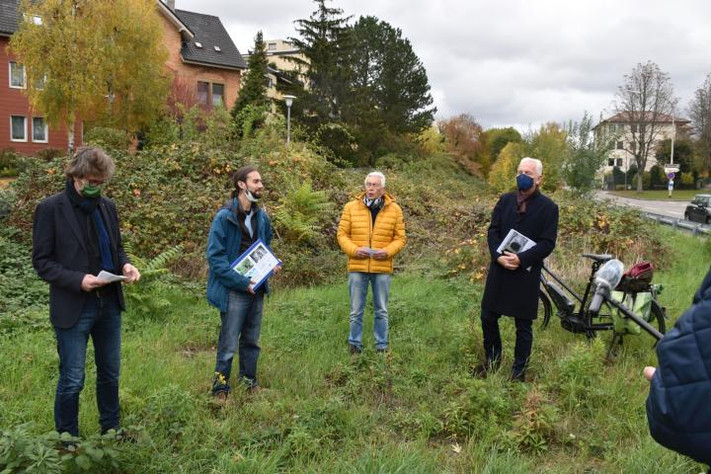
[157,0,246,111]
[0,0,81,155]
[0,0,246,155]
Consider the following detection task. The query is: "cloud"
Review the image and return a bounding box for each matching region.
[176,0,711,129]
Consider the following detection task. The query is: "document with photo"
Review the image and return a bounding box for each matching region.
[230,239,281,290]
[496,229,536,255]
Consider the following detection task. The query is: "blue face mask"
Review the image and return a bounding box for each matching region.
[517,174,535,191]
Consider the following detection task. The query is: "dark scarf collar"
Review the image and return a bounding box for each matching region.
[363,195,384,211]
[516,188,539,214]
[65,179,114,272]
[66,178,100,214]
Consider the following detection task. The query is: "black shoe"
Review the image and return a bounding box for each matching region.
[471,360,499,378]
[510,371,527,383]
[349,345,362,355]
[376,347,388,354]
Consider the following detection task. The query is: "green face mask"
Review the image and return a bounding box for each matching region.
[81,184,102,199]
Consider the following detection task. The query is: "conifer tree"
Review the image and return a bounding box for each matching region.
[232,31,269,117]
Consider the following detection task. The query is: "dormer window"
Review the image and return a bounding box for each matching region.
[214,45,221,52]
[195,42,203,48]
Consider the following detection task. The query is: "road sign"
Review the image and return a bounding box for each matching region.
[667,172,675,180]
[664,165,680,174]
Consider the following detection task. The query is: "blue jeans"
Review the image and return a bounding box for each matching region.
[54,294,122,436]
[348,272,391,351]
[481,309,533,377]
[214,290,264,391]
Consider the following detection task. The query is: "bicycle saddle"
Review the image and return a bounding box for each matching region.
[581,253,614,263]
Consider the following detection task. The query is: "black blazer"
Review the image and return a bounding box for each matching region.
[32,190,129,328]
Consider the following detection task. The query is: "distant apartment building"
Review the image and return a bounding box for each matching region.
[594,112,691,174]
[243,39,307,102]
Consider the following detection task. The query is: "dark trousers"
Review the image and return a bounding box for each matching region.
[54,294,122,436]
[214,290,264,390]
[481,308,533,376]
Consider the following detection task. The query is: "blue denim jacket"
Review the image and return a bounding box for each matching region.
[206,198,273,312]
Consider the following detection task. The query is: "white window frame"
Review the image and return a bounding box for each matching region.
[10,115,28,142]
[32,116,48,143]
[9,61,26,89]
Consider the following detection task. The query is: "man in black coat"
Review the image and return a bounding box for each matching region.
[476,157,558,381]
[32,147,140,437]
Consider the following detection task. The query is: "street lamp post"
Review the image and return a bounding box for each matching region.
[668,114,676,197]
[284,95,296,145]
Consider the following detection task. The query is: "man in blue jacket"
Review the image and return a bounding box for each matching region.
[645,267,711,468]
[207,166,277,401]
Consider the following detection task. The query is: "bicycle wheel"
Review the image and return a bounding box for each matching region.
[538,290,552,329]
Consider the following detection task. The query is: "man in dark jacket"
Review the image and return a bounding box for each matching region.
[32,147,141,437]
[207,166,278,401]
[644,267,711,467]
[476,157,558,382]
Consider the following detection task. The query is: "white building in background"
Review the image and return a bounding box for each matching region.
[593,112,691,174]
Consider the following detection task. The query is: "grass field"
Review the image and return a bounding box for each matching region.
[607,189,702,201]
[1,226,710,472]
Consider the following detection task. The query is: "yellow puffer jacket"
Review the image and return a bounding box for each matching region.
[337,192,406,273]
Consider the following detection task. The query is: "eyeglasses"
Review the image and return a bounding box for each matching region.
[83,177,107,186]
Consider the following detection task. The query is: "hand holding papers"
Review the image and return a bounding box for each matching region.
[97,270,127,283]
[231,239,281,291]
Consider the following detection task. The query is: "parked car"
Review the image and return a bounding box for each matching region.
[685,194,711,224]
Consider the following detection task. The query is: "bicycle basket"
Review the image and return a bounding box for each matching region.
[615,261,653,293]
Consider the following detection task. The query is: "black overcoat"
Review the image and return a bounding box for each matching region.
[32,190,130,329]
[481,191,558,320]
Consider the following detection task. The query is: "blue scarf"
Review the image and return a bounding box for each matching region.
[72,180,115,272]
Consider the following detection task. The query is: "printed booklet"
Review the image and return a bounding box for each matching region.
[230,239,281,290]
[495,229,536,255]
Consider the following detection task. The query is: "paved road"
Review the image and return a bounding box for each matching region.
[596,191,688,219]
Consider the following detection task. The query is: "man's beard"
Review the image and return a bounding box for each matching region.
[245,189,262,202]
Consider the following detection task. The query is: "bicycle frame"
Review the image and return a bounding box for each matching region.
[539,253,665,342]
[540,257,610,336]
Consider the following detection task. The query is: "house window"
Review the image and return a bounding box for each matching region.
[9,61,26,88]
[608,159,615,166]
[630,142,637,153]
[32,117,48,142]
[212,83,224,107]
[616,158,623,167]
[35,74,46,90]
[268,42,277,51]
[616,141,624,150]
[630,124,638,133]
[11,116,27,141]
[197,81,209,104]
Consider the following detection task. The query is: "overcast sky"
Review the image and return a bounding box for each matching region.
[176,0,711,131]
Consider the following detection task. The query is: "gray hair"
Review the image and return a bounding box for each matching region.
[365,171,386,188]
[520,157,543,176]
[65,146,115,180]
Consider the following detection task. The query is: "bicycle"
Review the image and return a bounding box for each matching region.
[538,253,666,357]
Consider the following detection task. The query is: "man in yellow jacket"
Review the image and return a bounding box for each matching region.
[337,171,406,354]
